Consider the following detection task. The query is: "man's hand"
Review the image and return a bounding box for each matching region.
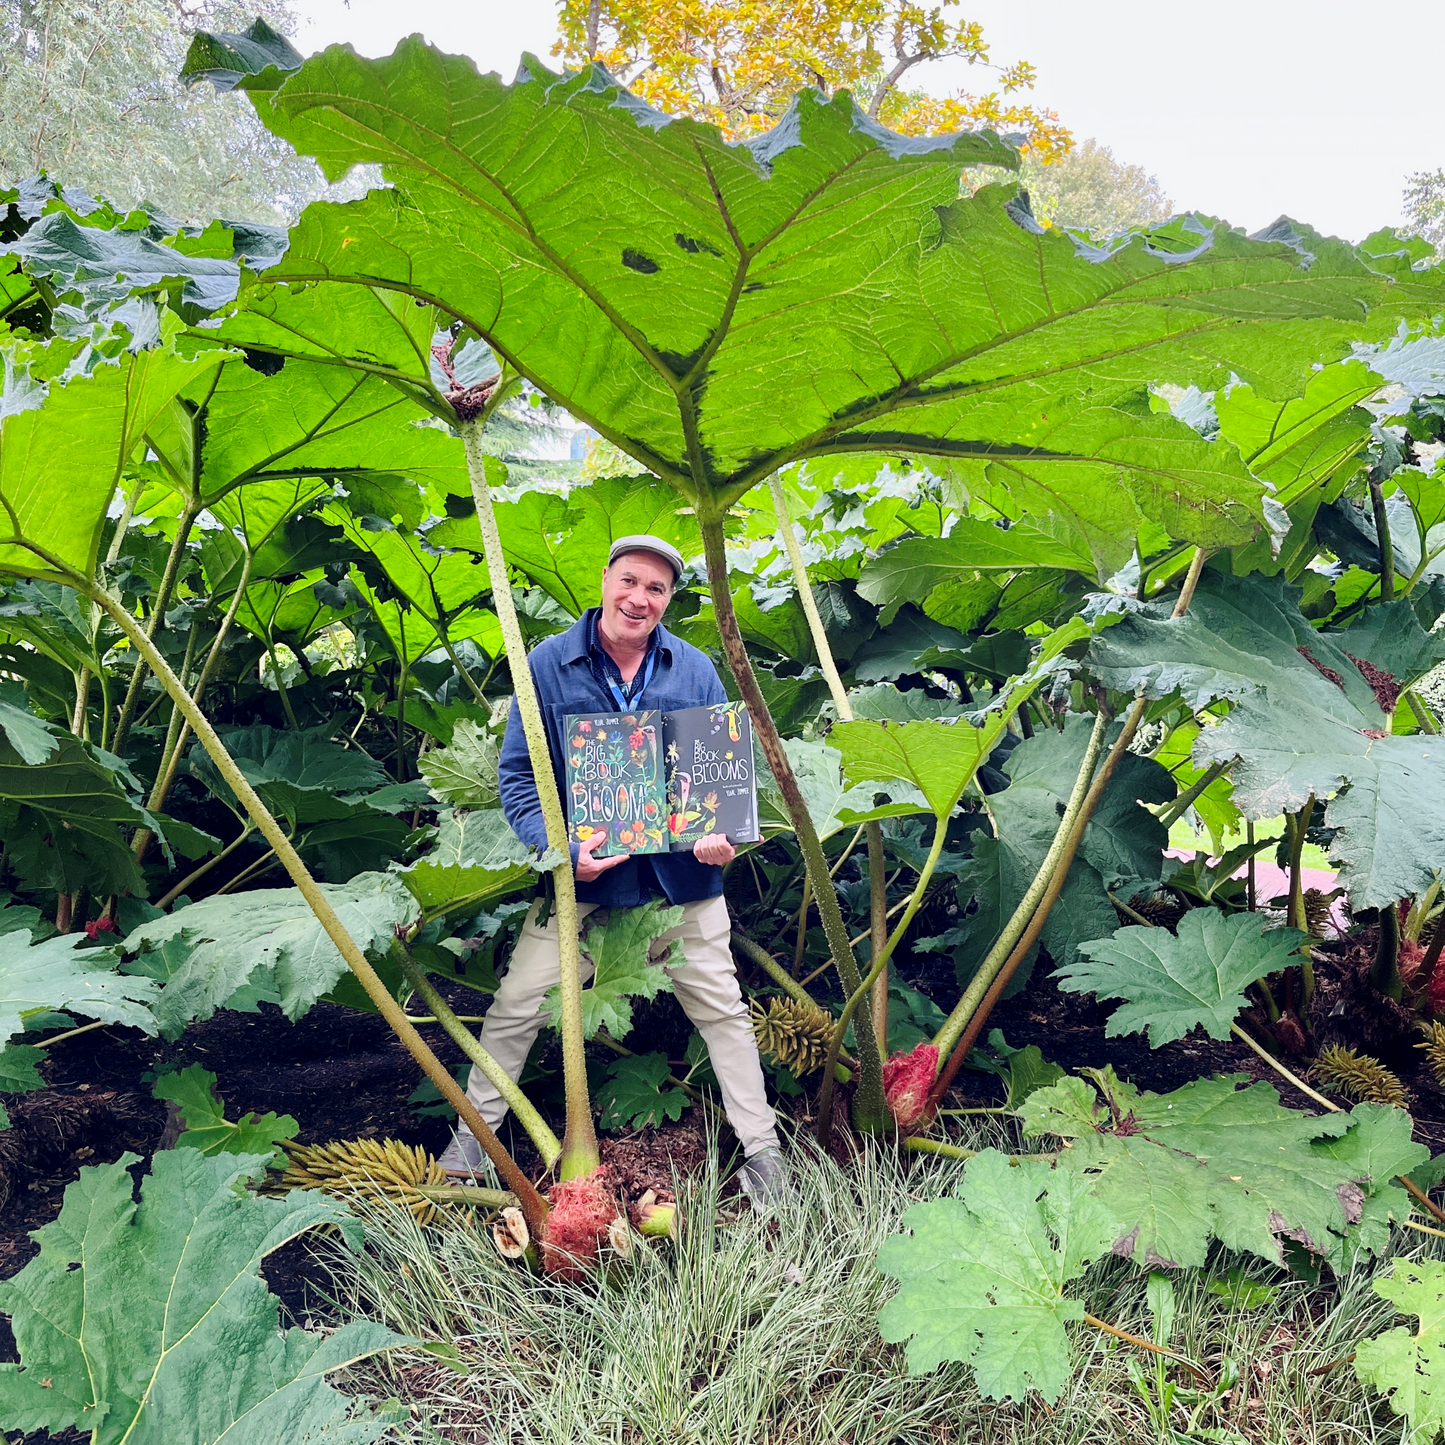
[576,830,628,882]
[692,833,736,867]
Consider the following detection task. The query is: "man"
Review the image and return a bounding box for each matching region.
[438,535,787,1206]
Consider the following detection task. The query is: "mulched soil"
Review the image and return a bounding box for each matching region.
[3,925,1443,1444]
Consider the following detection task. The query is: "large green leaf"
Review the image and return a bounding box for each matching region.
[857,522,1093,606]
[1355,1259,1445,1438]
[123,872,419,1035]
[419,719,499,809]
[831,715,999,820]
[545,900,682,1040]
[431,475,702,617]
[1056,909,1307,1048]
[1019,1069,1404,1270]
[0,931,159,1042]
[1214,359,1377,508]
[202,42,1443,564]
[0,328,227,581]
[0,1149,401,1444]
[876,1151,1116,1402]
[756,736,929,842]
[1085,571,1445,906]
[398,808,544,919]
[187,725,389,827]
[152,1064,298,1167]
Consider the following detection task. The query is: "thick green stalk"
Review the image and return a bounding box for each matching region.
[867,820,888,1050]
[766,475,895,1066]
[83,578,549,1234]
[932,708,1110,1061]
[1368,472,1396,602]
[396,952,562,1168]
[460,417,598,1179]
[1408,688,1440,736]
[1156,759,1232,829]
[112,501,198,756]
[141,544,255,833]
[697,503,887,1131]
[730,929,824,1010]
[1285,794,1317,1005]
[153,824,254,910]
[930,697,1143,1109]
[816,812,948,1138]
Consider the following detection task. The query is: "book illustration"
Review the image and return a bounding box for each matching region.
[563,703,757,857]
[664,704,759,848]
[563,710,666,858]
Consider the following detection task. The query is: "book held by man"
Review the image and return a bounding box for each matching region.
[563,703,759,857]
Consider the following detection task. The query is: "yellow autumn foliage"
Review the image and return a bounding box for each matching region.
[554,0,1070,160]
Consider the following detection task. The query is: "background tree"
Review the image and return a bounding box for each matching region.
[554,0,1070,159]
[1403,168,1444,253]
[1018,137,1172,235]
[0,0,324,222]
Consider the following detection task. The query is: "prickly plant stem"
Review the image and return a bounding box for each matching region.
[143,545,255,836]
[1373,894,1403,1002]
[768,470,892,1062]
[414,1184,517,1208]
[730,929,822,1010]
[930,698,1143,1109]
[1285,795,1317,1006]
[460,416,598,1179]
[1229,1023,1337,1110]
[85,579,550,1234]
[396,951,562,1168]
[112,501,198,756]
[868,820,889,1052]
[1368,472,1396,602]
[932,708,1110,1062]
[816,814,948,1137]
[1407,687,1440,735]
[697,504,887,1131]
[1156,759,1232,829]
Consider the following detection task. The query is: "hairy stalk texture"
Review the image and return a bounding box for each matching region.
[766,473,893,1063]
[929,550,1210,1109]
[697,503,887,1131]
[111,500,198,756]
[459,416,598,1178]
[396,950,562,1168]
[81,575,550,1232]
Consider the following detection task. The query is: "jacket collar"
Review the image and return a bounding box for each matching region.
[561,607,676,667]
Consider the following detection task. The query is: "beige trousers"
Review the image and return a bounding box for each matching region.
[463,894,780,1158]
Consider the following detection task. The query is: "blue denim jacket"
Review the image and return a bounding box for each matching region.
[498,609,728,907]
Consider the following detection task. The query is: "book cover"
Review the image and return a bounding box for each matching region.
[562,710,667,857]
[664,703,759,848]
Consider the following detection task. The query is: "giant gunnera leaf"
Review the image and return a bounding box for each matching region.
[876,1150,1117,1402]
[0,1149,402,1443]
[1056,909,1307,1047]
[1019,1068,1412,1270]
[0,930,159,1043]
[545,899,682,1040]
[1355,1258,1445,1439]
[124,872,418,1035]
[188,37,1445,570]
[1086,571,1445,907]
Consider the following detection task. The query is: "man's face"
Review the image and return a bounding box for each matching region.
[599,551,674,645]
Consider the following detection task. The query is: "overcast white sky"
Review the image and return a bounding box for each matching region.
[291,0,1443,242]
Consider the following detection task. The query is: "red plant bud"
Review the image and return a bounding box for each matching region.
[541,1167,618,1278]
[883,1043,939,1131]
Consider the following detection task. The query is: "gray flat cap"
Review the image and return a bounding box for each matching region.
[607,533,684,580]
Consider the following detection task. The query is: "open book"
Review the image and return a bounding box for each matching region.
[563,703,759,858]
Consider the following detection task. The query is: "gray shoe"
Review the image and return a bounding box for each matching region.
[437,1127,484,1176]
[737,1147,790,1210]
